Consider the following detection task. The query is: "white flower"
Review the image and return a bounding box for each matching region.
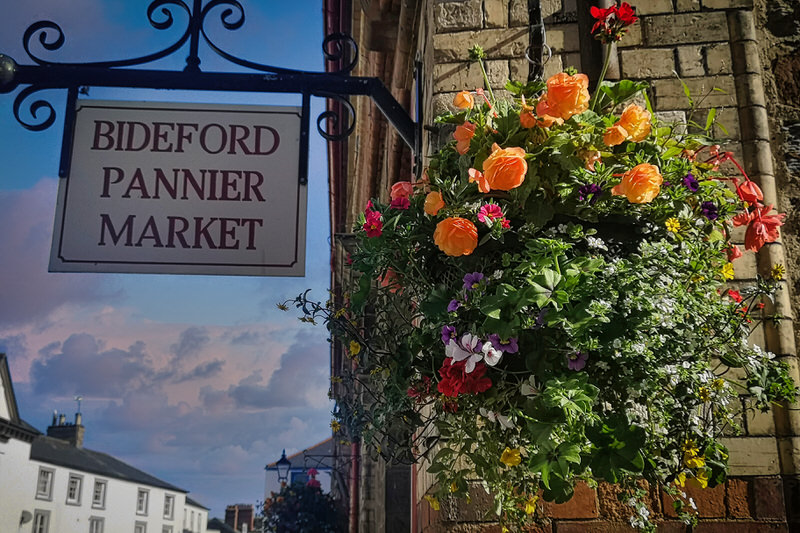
[479,408,514,429]
[482,342,503,367]
[587,236,608,251]
[521,376,538,396]
[445,334,483,373]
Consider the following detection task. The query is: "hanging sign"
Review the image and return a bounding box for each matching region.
[49,100,306,276]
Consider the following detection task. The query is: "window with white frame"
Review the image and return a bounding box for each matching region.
[161,527,173,533]
[134,521,147,533]
[92,480,106,508]
[66,474,83,505]
[36,468,54,500]
[136,488,149,515]
[32,510,50,533]
[163,493,174,520]
[88,517,104,533]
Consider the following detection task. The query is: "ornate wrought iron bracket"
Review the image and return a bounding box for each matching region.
[0,0,422,181]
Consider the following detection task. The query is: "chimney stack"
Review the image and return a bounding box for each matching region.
[46,411,85,448]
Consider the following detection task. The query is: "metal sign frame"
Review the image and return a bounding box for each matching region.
[0,0,423,182]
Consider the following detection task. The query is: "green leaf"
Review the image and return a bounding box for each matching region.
[705,107,717,132]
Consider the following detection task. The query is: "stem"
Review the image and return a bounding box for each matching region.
[478,58,496,108]
[590,43,613,112]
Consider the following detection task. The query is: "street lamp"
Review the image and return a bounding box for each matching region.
[276,449,291,486]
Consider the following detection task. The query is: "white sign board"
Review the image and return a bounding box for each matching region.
[50,100,306,276]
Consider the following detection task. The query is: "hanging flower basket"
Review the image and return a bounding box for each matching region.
[286,3,796,530]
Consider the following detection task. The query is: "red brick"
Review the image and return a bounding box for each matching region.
[694,521,789,533]
[726,478,753,519]
[555,521,636,533]
[656,521,688,533]
[662,483,725,519]
[752,477,786,520]
[598,480,660,521]
[542,481,598,519]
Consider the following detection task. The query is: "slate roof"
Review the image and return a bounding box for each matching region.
[30,435,186,492]
[265,437,334,470]
[207,517,238,533]
[185,496,209,510]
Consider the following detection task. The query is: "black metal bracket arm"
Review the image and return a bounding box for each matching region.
[0,0,422,180]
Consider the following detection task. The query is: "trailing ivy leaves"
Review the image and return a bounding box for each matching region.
[593,79,649,113]
[587,417,646,483]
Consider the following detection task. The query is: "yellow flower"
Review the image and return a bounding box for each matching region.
[675,471,686,487]
[686,469,709,489]
[500,447,522,467]
[276,303,289,311]
[330,420,341,433]
[720,262,735,280]
[698,387,711,402]
[682,441,706,469]
[665,218,681,233]
[524,495,539,515]
[450,482,458,493]
[711,378,725,391]
[424,494,440,511]
[772,263,786,280]
[349,340,362,355]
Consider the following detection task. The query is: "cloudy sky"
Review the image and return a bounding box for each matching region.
[0,0,334,517]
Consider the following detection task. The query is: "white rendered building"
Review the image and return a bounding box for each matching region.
[0,354,208,533]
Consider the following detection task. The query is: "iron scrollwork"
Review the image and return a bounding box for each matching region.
[13,85,57,131]
[0,0,421,178]
[315,93,356,142]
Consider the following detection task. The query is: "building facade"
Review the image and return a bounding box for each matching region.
[0,354,208,533]
[323,0,800,531]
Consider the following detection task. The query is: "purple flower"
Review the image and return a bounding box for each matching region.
[663,180,671,188]
[577,184,603,205]
[567,351,588,371]
[441,325,457,345]
[447,299,461,312]
[533,307,550,330]
[463,272,485,291]
[700,201,718,220]
[488,334,519,354]
[682,173,698,192]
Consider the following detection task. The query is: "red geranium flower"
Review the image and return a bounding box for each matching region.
[437,359,492,397]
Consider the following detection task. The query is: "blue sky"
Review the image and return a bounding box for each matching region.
[0,0,334,518]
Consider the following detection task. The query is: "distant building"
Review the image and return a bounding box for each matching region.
[224,503,253,532]
[206,517,238,533]
[264,438,334,496]
[0,353,208,533]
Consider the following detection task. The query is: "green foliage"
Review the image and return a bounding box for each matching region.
[262,482,344,533]
[284,71,796,532]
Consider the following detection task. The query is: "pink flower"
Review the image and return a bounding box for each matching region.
[477,204,504,224]
[744,205,784,252]
[307,468,319,476]
[363,209,383,237]
[390,197,410,210]
[307,478,321,489]
[390,181,414,201]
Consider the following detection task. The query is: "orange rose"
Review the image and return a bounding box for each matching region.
[603,124,628,147]
[520,97,537,129]
[453,90,474,110]
[453,121,476,155]
[424,191,445,215]
[468,168,490,193]
[434,217,478,256]
[536,72,590,121]
[482,143,528,191]
[617,104,651,142]
[611,163,663,203]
